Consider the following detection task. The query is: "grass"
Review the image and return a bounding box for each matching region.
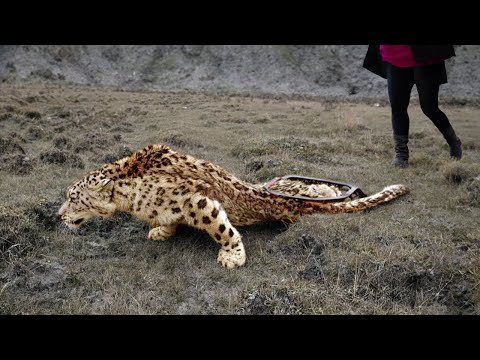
[0,83,479,314]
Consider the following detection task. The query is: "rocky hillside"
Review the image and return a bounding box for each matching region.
[1,45,479,98]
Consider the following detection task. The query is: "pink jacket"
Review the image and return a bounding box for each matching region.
[380,45,445,67]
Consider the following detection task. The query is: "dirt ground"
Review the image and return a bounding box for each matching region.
[0,83,479,314]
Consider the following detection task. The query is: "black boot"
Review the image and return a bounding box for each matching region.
[442,126,462,160]
[392,134,409,168]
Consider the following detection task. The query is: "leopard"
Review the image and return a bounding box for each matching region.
[58,144,410,269]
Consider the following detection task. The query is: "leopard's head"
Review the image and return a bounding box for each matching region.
[58,170,116,229]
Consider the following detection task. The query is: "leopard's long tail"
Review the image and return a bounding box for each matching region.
[306,184,410,214]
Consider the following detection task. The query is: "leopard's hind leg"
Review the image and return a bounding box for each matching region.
[183,193,246,269]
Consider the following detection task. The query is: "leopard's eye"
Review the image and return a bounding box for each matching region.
[67,187,79,200]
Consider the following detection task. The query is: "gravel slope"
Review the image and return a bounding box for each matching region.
[1,45,479,98]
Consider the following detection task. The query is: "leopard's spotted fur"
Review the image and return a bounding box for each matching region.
[59,144,410,269]
[267,179,343,198]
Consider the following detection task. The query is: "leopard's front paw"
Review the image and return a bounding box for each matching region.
[148,225,177,241]
[217,242,246,269]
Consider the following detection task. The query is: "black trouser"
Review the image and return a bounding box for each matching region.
[386,62,452,137]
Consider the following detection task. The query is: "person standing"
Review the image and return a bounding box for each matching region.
[363,45,462,168]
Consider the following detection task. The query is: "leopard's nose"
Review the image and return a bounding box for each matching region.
[58,202,67,216]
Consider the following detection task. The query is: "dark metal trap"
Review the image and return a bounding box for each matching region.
[263,175,367,203]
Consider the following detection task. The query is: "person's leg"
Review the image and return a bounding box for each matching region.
[415,65,462,159]
[387,63,415,167]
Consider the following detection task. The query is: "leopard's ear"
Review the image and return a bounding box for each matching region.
[90,177,114,192]
[99,178,114,192]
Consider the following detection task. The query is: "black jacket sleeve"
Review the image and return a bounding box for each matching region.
[410,45,455,61]
[362,45,388,79]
